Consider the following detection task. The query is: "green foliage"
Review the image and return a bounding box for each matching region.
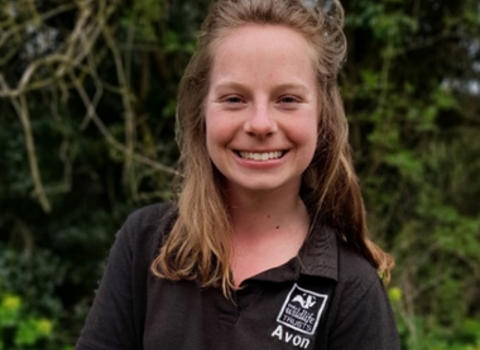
[343,0,480,347]
[0,280,72,349]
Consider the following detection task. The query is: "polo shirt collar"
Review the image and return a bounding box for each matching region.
[247,221,338,285]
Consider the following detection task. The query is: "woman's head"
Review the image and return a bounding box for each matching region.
[177,0,348,203]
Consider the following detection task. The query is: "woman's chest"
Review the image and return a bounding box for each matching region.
[143,278,334,350]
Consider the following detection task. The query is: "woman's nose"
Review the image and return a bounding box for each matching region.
[243,104,278,138]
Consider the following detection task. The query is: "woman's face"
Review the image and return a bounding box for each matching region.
[205,24,319,197]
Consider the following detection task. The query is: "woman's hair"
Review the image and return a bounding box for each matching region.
[151,0,394,296]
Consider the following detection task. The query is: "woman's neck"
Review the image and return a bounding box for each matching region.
[226,184,310,286]
[228,189,308,235]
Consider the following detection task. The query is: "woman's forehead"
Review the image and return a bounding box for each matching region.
[209,24,317,87]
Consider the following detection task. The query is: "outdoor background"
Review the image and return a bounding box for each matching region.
[0,0,479,349]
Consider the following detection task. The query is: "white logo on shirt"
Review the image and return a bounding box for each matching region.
[276,283,328,335]
[292,294,316,309]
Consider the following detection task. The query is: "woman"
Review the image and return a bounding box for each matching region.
[76,0,400,349]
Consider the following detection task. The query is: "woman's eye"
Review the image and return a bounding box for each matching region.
[279,96,300,104]
[224,96,243,104]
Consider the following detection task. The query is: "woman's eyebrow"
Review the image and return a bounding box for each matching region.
[272,83,311,94]
[212,81,311,94]
[212,80,247,92]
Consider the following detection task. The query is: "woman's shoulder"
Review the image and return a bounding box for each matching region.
[330,237,389,323]
[118,201,177,254]
[326,237,400,348]
[330,236,387,312]
[335,237,380,287]
[124,202,176,231]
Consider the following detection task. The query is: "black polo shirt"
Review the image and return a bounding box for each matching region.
[76,203,400,350]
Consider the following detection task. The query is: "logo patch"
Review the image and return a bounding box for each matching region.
[276,283,328,335]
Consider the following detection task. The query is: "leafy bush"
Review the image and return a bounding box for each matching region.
[0,246,74,350]
[389,287,480,350]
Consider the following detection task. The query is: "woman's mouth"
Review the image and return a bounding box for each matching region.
[236,151,286,161]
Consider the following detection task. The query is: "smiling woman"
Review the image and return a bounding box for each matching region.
[205,25,318,198]
[75,1,400,349]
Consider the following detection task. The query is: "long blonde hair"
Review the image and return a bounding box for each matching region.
[151,0,394,296]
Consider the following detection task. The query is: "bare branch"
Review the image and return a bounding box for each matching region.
[10,93,52,213]
[69,69,178,176]
[0,0,179,214]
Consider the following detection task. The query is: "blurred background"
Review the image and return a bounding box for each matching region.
[0,0,479,349]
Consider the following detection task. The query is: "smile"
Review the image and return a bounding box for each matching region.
[237,151,285,161]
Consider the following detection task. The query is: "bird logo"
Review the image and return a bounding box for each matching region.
[292,293,317,309]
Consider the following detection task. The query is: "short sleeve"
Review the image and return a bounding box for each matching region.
[327,275,401,350]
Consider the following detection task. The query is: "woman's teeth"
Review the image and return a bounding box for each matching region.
[238,151,284,161]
